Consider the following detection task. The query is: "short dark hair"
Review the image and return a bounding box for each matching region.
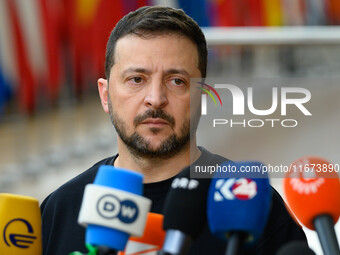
[105,6,207,80]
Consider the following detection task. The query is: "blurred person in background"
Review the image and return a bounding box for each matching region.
[40,6,307,255]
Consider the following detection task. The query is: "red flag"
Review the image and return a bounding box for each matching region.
[215,0,236,26]
[7,0,36,114]
[327,0,340,24]
[246,0,265,26]
[91,0,125,78]
[39,0,62,103]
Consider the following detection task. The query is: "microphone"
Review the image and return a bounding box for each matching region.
[76,165,152,254]
[159,167,211,255]
[0,193,42,255]
[207,161,272,255]
[119,213,165,255]
[276,241,316,255]
[283,156,340,255]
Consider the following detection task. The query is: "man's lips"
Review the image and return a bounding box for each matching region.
[139,118,170,126]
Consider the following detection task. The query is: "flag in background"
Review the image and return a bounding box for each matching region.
[263,0,284,26]
[281,0,305,25]
[62,0,125,96]
[7,0,37,114]
[1,0,63,114]
[178,0,211,26]
[246,0,265,26]
[64,0,93,96]
[0,63,12,118]
[1,0,340,116]
[214,0,236,26]
[0,0,16,108]
[327,0,340,24]
[39,0,63,104]
[91,0,125,79]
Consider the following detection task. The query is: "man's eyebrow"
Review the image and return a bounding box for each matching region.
[164,68,190,76]
[122,67,152,76]
[122,67,190,76]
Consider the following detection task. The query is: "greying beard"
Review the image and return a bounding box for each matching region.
[108,95,193,159]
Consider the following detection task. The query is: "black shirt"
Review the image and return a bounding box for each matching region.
[41,148,307,255]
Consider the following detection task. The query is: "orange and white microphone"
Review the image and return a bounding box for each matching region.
[0,193,42,255]
[283,156,340,255]
[119,213,165,255]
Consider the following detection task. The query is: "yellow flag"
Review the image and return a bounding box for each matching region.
[263,0,283,26]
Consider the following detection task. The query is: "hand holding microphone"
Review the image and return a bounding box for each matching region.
[73,165,151,254]
[283,156,340,255]
[207,161,272,255]
[0,193,42,255]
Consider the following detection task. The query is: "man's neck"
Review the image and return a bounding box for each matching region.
[113,140,201,183]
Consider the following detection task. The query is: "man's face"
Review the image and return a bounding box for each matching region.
[100,33,201,158]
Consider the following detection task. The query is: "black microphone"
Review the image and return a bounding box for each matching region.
[159,167,211,255]
[276,241,316,255]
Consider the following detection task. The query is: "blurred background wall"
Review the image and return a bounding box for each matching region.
[1,0,340,254]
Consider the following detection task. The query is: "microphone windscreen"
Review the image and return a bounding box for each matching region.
[276,241,316,255]
[79,165,151,251]
[207,161,272,247]
[119,213,165,255]
[0,193,42,255]
[162,167,211,240]
[283,156,340,230]
[93,165,143,194]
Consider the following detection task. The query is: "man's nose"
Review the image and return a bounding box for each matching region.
[143,81,168,109]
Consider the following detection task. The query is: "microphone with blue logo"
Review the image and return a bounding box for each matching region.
[72,165,151,255]
[0,193,42,255]
[207,161,272,255]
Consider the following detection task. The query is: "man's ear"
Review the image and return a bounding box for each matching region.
[98,78,109,114]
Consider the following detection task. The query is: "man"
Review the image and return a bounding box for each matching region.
[41,6,307,255]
